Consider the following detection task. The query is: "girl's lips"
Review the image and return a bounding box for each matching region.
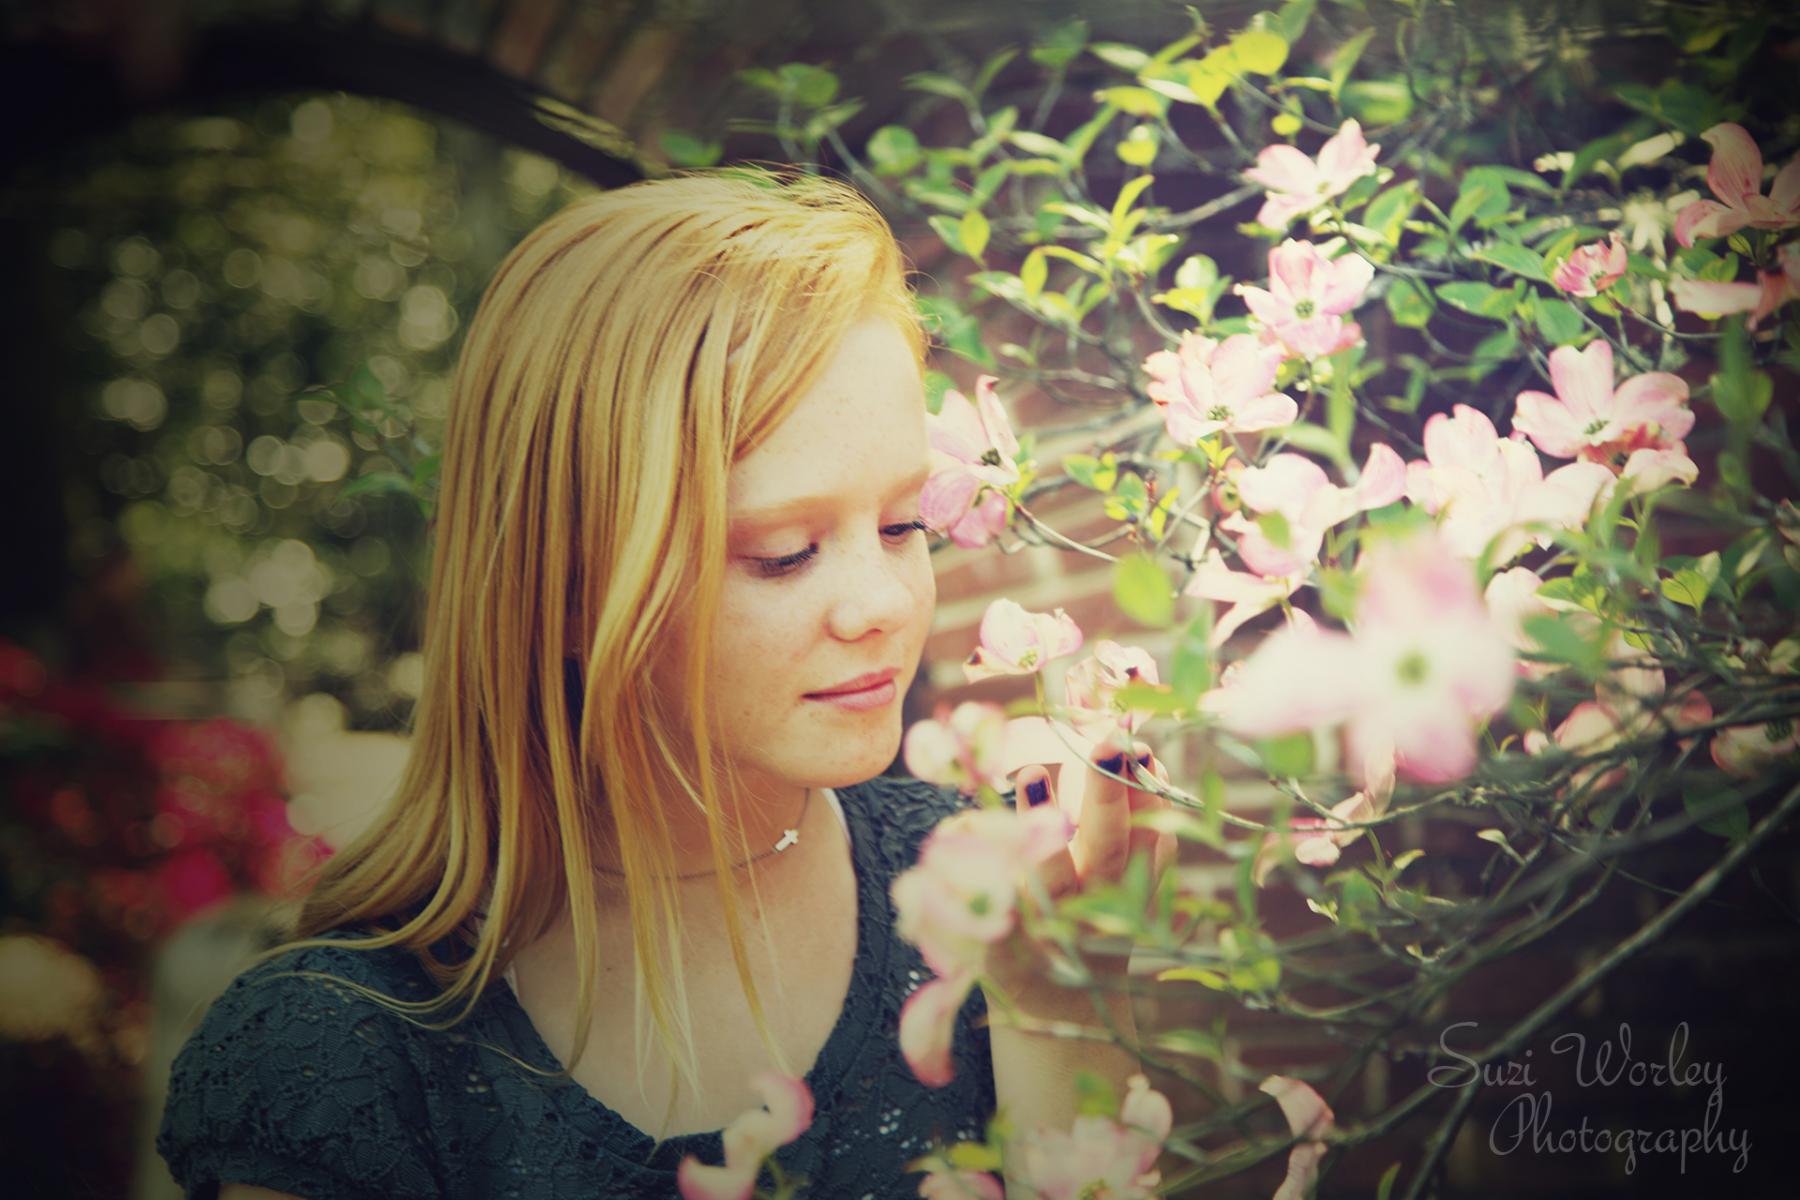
[804,678,898,712]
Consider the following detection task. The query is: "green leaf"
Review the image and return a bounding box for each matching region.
[1150,1027,1224,1059]
[972,47,1020,99]
[1156,965,1228,989]
[915,295,993,367]
[1435,281,1516,319]
[779,63,839,107]
[1562,118,1656,189]
[1257,510,1292,550]
[339,471,413,500]
[1329,28,1376,99]
[1450,171,1511,233]
[1473,241,1548,282]
[1258,732,1314,778]
[1341,78,1413,125]
[1710,318,1772,428]
[1171,611,1214,701]
[1030,17,1088,69]
[1660,551,1720,611]
[959,209,991,260]
[1096,86,1167,118]
[1362,181,1419,246]
[1073,1070,1118,1118]
[1521,613,1607,680]
[1270,0,1318,45]
[1534,298,1587,345]
[1090,42,1150,72]
[1113,552,1175,627]
[1182,57,1233,109]
[927,214,966,256]
[1020,248,1048,301]
[658,129,721,167]
[944,1141,1004,1173]
[1385,277,1433,327]
[1062,104,1119,164]
[905,70,973,106]
[1228,29,1289,75]
[1116,124,1159,166]
[866,125,922,175]
[1684,786,1749,839]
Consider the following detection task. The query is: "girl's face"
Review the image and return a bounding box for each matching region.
[689,316,937,795]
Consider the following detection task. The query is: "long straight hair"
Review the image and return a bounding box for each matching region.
[289,169,922,1131]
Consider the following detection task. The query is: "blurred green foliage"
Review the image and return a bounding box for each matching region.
[44,95,592,728]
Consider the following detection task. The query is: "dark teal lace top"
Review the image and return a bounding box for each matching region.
[158,776,994,1199]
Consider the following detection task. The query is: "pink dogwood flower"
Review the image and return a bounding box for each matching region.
[1250,789,1376,887]
[1143,332,1295,444]
[1236,239,1375,360]
[1182,548,1304,648]
[893,805,1073,1085]
[1259,1075,1335,1200]
[1551,231,1628,297]
[1008,1075,1173,1200]
[1222,444,1407,578]
[1511,341,1694,467]
[903,701,1011,796]
[916,1161,1005,1200]
[1403,405,1615,562]
[1216,529,1517,787]
[1245,119,1381,229]
[1062,640,1162,738]
[1709,637,1800,778]
[676,1073,814,1200]
[964,599,1084,683]
[1671,241,1800,330]
[923,376,1022,548]
[1673,123,1800,247]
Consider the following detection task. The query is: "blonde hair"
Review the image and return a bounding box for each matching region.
[290,169,921,1132]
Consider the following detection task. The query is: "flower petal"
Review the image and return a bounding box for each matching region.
[1702,122,1764,206]
[676,1157,758,1200]
[899,971,977,1087]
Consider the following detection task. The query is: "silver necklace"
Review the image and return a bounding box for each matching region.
[594,788,812,881]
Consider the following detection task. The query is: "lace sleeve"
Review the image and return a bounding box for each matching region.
[156,945,442,1200]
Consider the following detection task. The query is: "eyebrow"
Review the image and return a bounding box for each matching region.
[731,464,933,528]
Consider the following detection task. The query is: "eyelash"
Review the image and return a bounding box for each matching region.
[749,519,929,579]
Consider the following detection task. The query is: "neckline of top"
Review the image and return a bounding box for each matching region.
[485,777,889,1173]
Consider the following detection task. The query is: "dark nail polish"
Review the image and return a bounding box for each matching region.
[1098,753,1125,776]
[1136,753,1153,770]
[1026,778,1049,807]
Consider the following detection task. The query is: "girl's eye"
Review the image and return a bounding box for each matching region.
[881,518,930,543]
[748,544,818,578]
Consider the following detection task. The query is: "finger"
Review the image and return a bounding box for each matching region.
[1070,736,1132,884]
[1125,744,1167,868]
[1014,766,1079,902]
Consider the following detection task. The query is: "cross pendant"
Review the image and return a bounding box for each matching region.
[774,828,800,852]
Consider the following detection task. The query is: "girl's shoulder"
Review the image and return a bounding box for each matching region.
[156,933,458,1199]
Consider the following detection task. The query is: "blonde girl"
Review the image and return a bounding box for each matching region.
[159,170,1168,1200]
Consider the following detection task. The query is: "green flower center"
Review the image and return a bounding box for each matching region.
[1396,650,1430,686]
[980,448,1005,467]
[1208,404,1233,422]
[1583,419,1608,437]
[1294,299,1317,318]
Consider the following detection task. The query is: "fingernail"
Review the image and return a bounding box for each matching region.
[1026,778,1049,807]
[1136,753,1153,770]
[1098,753,1125,776]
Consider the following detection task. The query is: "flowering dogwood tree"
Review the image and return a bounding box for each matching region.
[671,4,1800,1196]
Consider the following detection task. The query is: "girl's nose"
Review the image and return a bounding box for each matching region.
[825,537,927,641]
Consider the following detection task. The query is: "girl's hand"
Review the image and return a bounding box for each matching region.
[982,736,1175,1023]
